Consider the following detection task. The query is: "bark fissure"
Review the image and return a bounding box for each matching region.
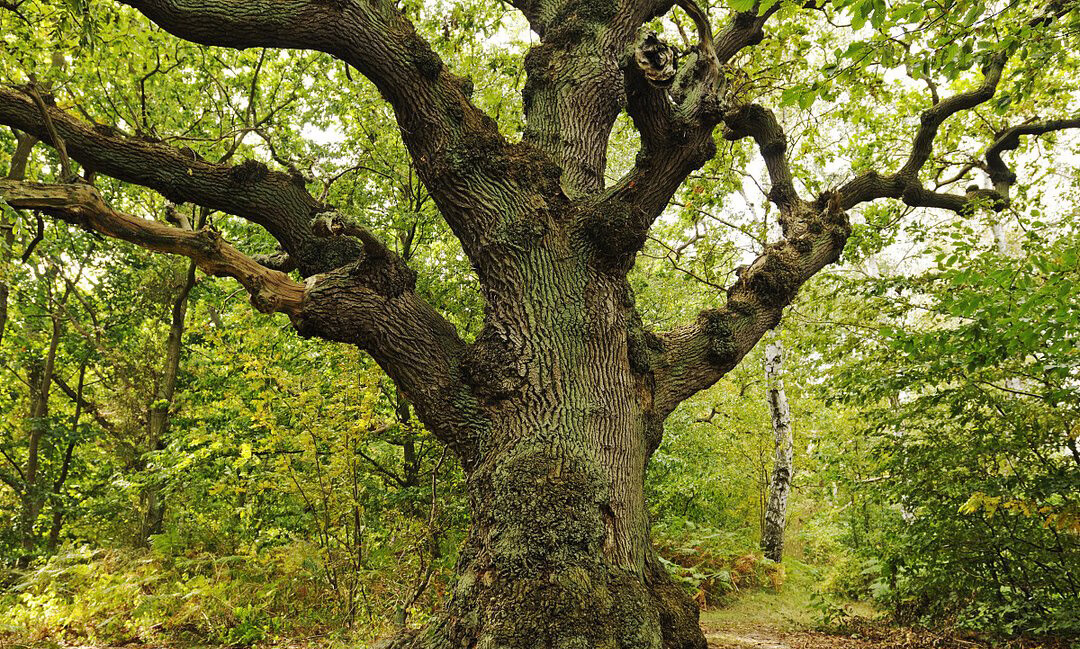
[388,239,704,648]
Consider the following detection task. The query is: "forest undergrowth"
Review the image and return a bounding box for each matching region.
[2,547,1068,649]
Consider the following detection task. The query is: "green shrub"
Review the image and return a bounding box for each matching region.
[0,544,376,646]
[653,521,784,608]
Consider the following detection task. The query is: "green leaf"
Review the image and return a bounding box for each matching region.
[758,0,782,14]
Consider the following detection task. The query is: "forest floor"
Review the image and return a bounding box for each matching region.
[698,580,1065,649]
[700,616,1069,649]
[1,560,1064,649]
[695,559,1049,649]
[705,625,858,649]
[700,576,877,649]
[702,622,960,649]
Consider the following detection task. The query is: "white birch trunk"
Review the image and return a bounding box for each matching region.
[761,339,794,563]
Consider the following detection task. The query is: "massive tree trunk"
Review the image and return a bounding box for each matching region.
[372,254,705,648]
[761,339,793,563]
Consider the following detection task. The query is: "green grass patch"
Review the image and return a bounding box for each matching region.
[701,559,877,631]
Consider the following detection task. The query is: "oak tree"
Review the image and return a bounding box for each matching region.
[1,0,1076,646]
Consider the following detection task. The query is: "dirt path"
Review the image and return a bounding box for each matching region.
[704,624,892,649]
[703,620,1033,649]
[706,627,795,649]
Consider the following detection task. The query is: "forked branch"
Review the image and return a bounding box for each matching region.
[713,2,780,63]
[835,53,1010,212]
[649,55,1014,413]
[120,0,514,259]
[652,195,850,417]
[592,1,783,266]
[0,85,361,276]
[722,103,806,222]
[984,117,1080,196]
[0,180,489,467]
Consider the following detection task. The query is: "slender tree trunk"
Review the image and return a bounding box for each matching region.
[0,130,37,348]
[136,205,204,545]
[19,286,67,563]
[4,132,38,562]
[138,258,196,545]
[761,339,793,563]
[46,363,83,553]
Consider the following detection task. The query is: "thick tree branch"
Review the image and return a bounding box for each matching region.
[504,0,544,35]
[515,0,728,198]
[646,58,1017,410]
[927,113,1080,219]
[713,3,780,64]
[652,197,850,416]
[0,85,361,275]
[0,179,489,467]
[0,180,305,316]
[722,103,805,220]
[619,0,780,156]
[984,117,1080,196]
[585,3,782,267]
[119,0,517,262]
[899,54,1007,179]
[674,0,716,60]
[585,33,726,269]
[635,67,840,416]
[252,249,297,273]
[592,95,804,271]
[0,3,504,466]
[835,53,1008,212]
[294,254,488,469]
[646,40,1072,416]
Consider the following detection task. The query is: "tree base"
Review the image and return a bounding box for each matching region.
[373,555,706,649]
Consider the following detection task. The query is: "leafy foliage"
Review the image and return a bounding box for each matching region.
[801,214,1080,636]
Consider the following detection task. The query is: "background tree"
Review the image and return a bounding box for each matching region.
[797,213,1080,636]
[761,336,792,563]
[1,0,1078,647]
